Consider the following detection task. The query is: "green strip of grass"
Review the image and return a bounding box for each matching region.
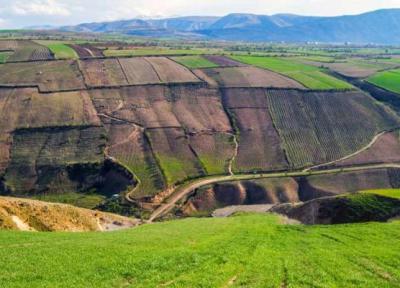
[0,214,399,287]
[36,41,78,59]
[231,55,353,90]
[171,55,218,69]
[361,189,400,199]
[0,51,11,63]
[367,69,400,94]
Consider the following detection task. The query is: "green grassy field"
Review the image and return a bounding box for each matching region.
[0,213,399,287]
[0,51,12,63]
[230,55,353,90]
[36,41,78,59]
[367,69,400,94]
[171,55,218,68]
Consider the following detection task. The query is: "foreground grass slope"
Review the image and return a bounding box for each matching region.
[1,214,399,287]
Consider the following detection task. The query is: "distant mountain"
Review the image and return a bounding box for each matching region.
[60,9,400,44]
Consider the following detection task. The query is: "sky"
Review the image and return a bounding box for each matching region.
[0,0,400,29]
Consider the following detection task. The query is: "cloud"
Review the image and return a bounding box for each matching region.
[11,0,70,16]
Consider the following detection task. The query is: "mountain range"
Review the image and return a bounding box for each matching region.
[60,9,400,44]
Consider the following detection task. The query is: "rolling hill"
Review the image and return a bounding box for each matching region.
[60,9,400,44]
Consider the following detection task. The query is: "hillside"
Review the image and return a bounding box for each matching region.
[0,213,399,287]
[0,196,139,232]
[60,9,400,44]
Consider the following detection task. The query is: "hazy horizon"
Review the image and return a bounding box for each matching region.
[1,0,400,29]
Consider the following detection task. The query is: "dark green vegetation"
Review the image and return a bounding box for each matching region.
[1,214,400,287]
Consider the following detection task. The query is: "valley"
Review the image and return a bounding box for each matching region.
[1,30,400,287]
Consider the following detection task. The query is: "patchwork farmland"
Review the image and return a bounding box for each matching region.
[0,38,400,217]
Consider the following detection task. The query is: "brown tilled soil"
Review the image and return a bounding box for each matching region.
[145,57,201,83]
[200,67,305,88]
[0,196,139,232]
[80,59,128,87]
[204,55,246,67]
[119,57,161,85]
[222,88,269,108]
[336,131,400,167]
[69,44,104,58]
[230,108,288,172]
[0,61,85,92]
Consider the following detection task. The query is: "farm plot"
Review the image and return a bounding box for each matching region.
[221,88,268,108]
[198,66,305,88]
[229,107,288,172]
[204,55,246,67]
[79,59,128,87]
[0,88,100,172]
[118,57,160,85]
[5,126,105,194]
[266,90,400,168]
[367,69,400,94]
[69,44,104,58]
[35,41,78,59]
[335,131,400,167]
[6,40,53,62]
[103,122,165,198]
[91,86,180,128]
[146,128,205,185]
[189,132,235,175]
[144,57,201,83]
[1,89,100,129]
[171,56,218,69]
[231,55,353,90]
[324,62,379,78]
[0,52,12,63]
[91,85,231,131]
[169,85,231,133]
[0,60,85,92]
[0,40,18,51]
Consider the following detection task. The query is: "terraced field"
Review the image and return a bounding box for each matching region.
[36,41,78,59]
[189,132,235,175]
[266,90,400,168]
[5,40,53,62]
[5,126,105,194]
[171,55,218,69]
[367,69,400,94]
[103,48,210,57]
[104,122,165,199]
[147,128,205,185]
[231,55,353,90]
[80,59,128,87]
[198,66,304,88]
[0,60,85,92]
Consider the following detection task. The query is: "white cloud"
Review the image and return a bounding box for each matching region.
[11,0,70,16]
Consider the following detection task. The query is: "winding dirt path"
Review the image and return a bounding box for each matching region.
[147,162,400,222]
[227,133,239,176]
[303,130,394,172]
